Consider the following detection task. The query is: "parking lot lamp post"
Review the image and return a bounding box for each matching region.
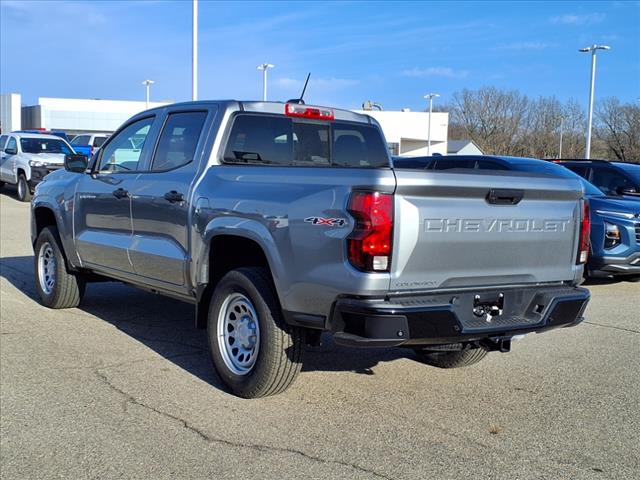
[192,0,198,101]
[580,45,610,159]
[142,80,155,110]
[257,64,274,101]
[424,93,440,156]
[558,116,564,159]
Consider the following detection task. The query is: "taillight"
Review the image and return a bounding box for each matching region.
[347,192,393,272]
[577,200,590,264]
[285,103,334,121]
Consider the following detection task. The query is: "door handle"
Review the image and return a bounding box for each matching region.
[112,188,129,199]
[486,188,524,205]
[163,190,184,203]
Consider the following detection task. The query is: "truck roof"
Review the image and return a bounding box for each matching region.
[10,132,65,141]
[143,100,373,124]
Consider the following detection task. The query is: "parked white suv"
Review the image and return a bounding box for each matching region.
[0,133,74,202]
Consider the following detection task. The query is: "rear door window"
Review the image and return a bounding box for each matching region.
[591,167,632,195]
[151,111,208,171]
[223,114,389,168]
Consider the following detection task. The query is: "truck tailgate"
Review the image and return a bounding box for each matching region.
[391,169,584,292]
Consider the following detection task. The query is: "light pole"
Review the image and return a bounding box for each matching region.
[558,116,564,159]
[580,44,610,159]
[257,63,274,101]
[142,79,155,109]
[192,0,198,101]
[424,93,440,155]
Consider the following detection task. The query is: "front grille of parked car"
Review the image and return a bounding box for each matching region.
[635,222,640,243]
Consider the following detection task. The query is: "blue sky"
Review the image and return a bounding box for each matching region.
[1,0,639,111]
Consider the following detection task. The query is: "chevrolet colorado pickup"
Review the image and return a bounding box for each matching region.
[31,101,591,398]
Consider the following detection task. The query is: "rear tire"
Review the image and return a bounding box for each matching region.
[207,267,304,398]
[415,348,487,368]
[34,226,85,308]
[17,173,32,202]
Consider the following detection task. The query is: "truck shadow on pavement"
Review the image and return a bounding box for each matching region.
[1,255,406,392]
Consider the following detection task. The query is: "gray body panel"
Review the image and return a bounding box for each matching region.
[31,100,586,325]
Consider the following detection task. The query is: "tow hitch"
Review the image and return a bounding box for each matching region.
[480,337,512,353]
[473,292,504,322]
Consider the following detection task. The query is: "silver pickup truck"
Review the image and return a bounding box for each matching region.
[31,101,591,398]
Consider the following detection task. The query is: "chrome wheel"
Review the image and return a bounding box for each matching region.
[38,242,56,295]
[217,293,260,375]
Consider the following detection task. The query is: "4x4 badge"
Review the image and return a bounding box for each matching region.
[304,217,346,227]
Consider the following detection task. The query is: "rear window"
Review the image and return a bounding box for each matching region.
[223,114,389,168]
[392,157,432,169]
[431,158,476,170]
[71,135,90,145]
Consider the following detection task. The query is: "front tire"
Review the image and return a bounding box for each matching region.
[17,173,32,202]
[207,267,304,398]
[415,347,487,368]
[34,226,85,308]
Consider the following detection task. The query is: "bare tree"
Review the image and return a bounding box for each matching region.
[448,87,529,155]
[595,98,640,162]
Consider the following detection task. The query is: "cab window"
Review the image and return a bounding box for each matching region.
[98,117,154,173]
[6,137,18,153]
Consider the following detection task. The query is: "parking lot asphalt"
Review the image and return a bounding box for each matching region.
[1,190,639,480]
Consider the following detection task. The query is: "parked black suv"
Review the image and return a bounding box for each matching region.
[557,160,640,198]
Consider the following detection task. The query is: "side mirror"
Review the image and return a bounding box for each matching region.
[4,147,17,155]
[64,154,88,173]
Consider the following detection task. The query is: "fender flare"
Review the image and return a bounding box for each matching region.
[196,216,289,296]
[31,196,80,270]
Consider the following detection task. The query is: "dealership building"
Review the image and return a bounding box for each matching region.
[0,93,170,136]
[1,93,448,155]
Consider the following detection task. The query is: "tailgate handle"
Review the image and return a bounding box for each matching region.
[486,188,524,205]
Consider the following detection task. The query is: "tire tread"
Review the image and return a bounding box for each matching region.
[416,348,487,369]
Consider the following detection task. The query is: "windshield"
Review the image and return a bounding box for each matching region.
[511,161,603,196]
[615,163,640,184]
[20,138,71,155]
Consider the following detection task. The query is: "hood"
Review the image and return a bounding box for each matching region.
[589,196,640,218]
[23,152,65,164]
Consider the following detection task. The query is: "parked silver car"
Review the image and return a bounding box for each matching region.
[0,132,74,201]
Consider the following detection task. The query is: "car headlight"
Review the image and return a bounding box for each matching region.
[604,222,621,249]
[29,160,44,168]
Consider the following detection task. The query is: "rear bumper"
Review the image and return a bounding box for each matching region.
[589,252,640,276]
[331,285,590,347]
